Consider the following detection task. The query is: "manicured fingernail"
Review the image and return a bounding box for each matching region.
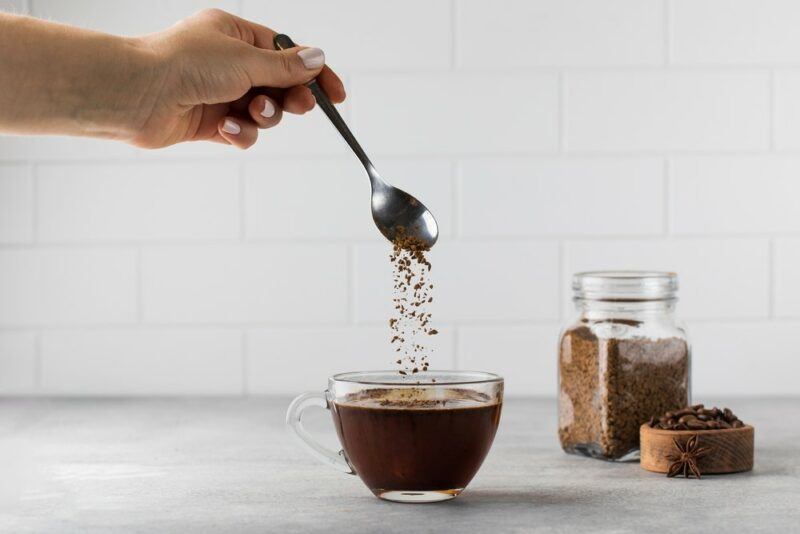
[222,119,240,135]
[298,47,325,69]
[261,99,276,118]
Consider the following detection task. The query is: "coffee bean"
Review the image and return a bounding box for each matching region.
[732,420,744,428]
[687,420,706,430]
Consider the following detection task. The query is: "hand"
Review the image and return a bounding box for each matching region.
[132,9,346,149]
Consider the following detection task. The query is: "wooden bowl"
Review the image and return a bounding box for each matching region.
[640,423,754,474]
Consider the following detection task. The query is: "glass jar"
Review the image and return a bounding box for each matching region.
[558,271,691,461]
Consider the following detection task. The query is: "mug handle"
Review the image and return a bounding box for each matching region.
[285,391,355,475]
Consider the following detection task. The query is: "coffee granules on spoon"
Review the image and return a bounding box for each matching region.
[389,230,436,376]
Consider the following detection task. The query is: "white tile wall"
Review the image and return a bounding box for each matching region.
[0,248,137,326]
[37,163,239,241]
[40,329,242,395]
[566,71,770,152]
[141,244,348,324]
[242,0,452,71]
[246,326,456,394]
[351,73,560,155]
[0,165,33,243]
[458,0,664,67]
[1,0,799,396]
[565,238,770,320]
[460,158,664,237]
[671,0,800,65]
[0,331,36,394]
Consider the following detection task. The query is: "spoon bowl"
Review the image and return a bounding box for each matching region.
[371,180,438,248]
[274,34,439,249]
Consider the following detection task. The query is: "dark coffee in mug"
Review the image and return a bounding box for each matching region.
[287,371,503,503]
[331,388,502,497]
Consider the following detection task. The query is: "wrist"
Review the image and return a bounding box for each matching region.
[76,34,167,141]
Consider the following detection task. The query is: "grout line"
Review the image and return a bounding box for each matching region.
[33,330,42,390]
[451,326,460,369]
[135,246,144,323]
[769,69,778,151]
[29,162,38,243]
[451,160,461,237]
[238,161,247,240]
[663,0,671,66]
[450,0,458,69]
[346,244,356,323]
[241,330,248,397]
[557,241,566,322]
[12,147,800,165]
[559,71,568,152]
[0,233,793,251]
[768,238,776,319]
[663,158,671,235]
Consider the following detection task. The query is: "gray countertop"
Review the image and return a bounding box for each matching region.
[1,397,798,533]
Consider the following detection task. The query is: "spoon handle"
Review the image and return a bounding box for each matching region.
[273,34,376,176]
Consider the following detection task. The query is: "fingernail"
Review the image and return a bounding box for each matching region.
[222,119,240,135]
[261,99,276,118]
[298,47,325,69]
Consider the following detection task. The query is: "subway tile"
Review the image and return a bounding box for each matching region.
[0,331,36,394]
[458,324,559,396]
[672,0,800,64]
[774,70,800,150]
[37,163,239,241]
[460,158,663,237]
[246,326,455,394]
[459,0,663,67]
[671,156,800,234]
[41,329,242,395]
[564,238,770,319]
[0,248,137,326]
[351,73,559,155]
[689,320,800,396]
[243,0,450,70]
[567,71,770,151]
[142,244,348,324]
[774,238,800,317]
[0,164,33,243]
[0,0,26,14]
[30,0,238,36]
[0,135,137,162]
[245,157,453,239]
[354,240,560,323]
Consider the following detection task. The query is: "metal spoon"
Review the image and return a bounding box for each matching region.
[273,34,439,249]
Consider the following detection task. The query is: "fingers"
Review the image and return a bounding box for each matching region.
[283,86,315,114]
[242,45,326,88]
[218,117,258,149]
[317,66,346,103]
[248,95,283,127]
[281,67,346,115]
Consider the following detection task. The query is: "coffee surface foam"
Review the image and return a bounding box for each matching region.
[335,387,498,410]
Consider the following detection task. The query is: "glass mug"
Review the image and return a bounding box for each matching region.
[286,370,503,503]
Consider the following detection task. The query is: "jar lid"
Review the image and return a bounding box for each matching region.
[573,271,678,301]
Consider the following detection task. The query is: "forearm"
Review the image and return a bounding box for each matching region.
[0,13,160,139]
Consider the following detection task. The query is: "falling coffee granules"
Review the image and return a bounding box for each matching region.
[389,230,436,376]
[558,325,689,460]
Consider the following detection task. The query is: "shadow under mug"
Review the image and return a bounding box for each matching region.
[286,370,504,503]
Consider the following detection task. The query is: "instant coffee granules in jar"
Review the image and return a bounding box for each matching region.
[558,272,690,461]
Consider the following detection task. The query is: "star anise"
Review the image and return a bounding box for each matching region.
[666,434,711,479]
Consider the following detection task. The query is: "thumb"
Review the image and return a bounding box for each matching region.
[243,46,326,88]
